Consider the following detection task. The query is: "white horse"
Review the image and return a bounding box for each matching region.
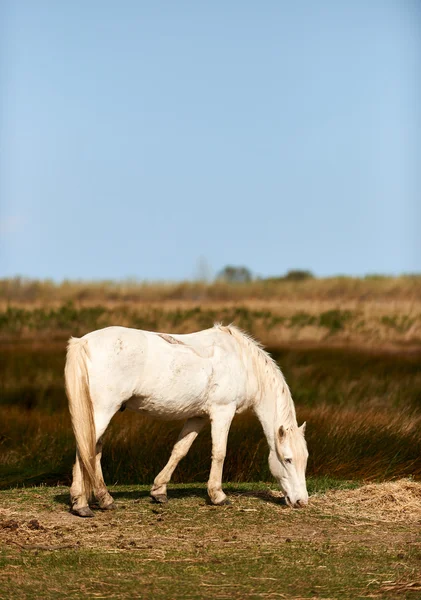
[65,324,308,517]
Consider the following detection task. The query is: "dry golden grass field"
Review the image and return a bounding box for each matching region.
[1,276,420,598]
[1,276,421,348]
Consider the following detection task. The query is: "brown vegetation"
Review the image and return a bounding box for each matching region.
[1,342,420,488]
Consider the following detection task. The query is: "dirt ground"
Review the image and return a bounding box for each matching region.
[1,481,420,599]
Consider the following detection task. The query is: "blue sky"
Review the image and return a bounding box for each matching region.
[1,0,420,281]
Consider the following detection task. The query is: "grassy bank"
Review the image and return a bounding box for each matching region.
[1,301,421,347]
[1,275,421,348]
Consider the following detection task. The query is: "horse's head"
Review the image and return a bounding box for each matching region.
[269,423,309,508]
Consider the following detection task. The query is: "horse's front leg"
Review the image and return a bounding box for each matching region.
[208,404,236,505]
[151,417,207,503]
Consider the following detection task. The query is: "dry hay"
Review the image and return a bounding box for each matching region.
[312,479,421,522]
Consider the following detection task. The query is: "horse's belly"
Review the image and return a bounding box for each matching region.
[125,393,208,420]
[126,362,212,419]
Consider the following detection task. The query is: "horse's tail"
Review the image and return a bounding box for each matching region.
[65,337,96,501]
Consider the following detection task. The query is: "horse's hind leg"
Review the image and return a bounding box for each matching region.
[70,404,116,517]
[151,417,206,503]
[94,438,115,510]
[71,446,114,515]
[70,452,95,517]
[90,404,120,509]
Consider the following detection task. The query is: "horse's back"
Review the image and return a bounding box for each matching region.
[81,325,247,419]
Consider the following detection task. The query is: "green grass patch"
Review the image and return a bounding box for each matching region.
[1,483,420,599]
[1,543,403,599]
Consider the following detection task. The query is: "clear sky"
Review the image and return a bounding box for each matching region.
[1,0,420,281]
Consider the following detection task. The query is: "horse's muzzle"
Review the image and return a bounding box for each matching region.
[286,496,308,508]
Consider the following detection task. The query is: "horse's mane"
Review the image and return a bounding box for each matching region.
[214,323,297,428]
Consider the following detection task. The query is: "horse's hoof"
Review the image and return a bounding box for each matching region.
[71,506,95,518]
[213,498,231,506]
[151,494,168,504]
[101,502,116,511]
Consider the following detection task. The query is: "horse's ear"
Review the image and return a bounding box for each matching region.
[278,425,286,439]
[299,422,306,435]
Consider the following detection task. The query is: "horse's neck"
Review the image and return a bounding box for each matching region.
[225,325,297,449]
[255,387,296,442]
[254,367,297,451]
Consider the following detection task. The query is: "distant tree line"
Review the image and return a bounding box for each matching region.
[217,265,314,283]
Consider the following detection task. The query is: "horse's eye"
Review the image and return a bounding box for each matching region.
[285,458,292,464]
